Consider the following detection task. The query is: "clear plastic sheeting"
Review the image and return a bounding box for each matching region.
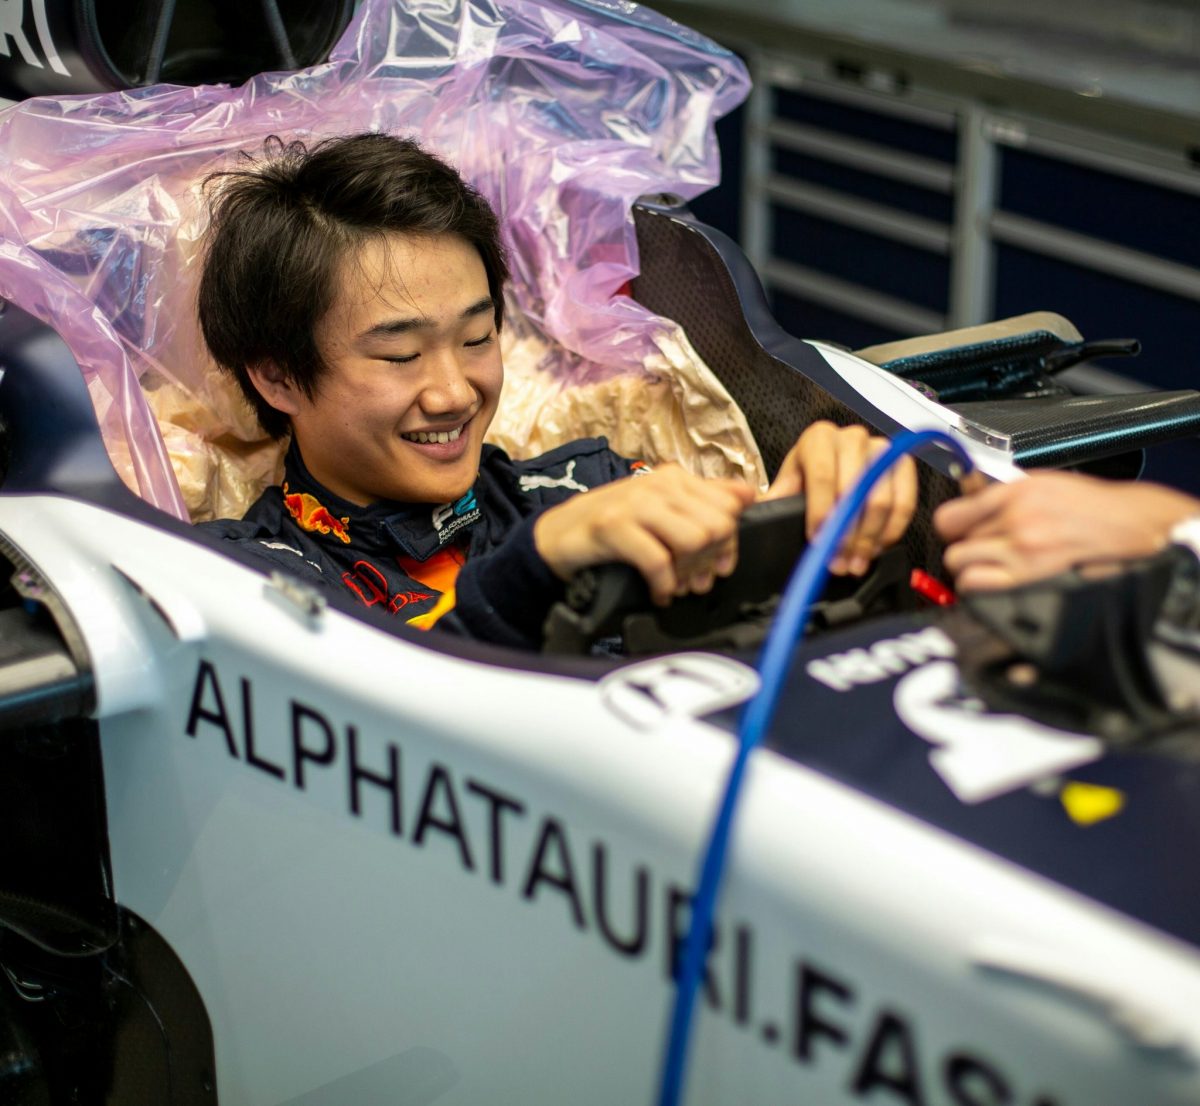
[0,0,753,520]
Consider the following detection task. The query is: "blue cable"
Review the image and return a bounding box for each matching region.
[656,428,973,1106]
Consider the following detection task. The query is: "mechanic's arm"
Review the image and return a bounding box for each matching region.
[934,470,1200,590]
[533,465,756,606]
[762,421,918,576]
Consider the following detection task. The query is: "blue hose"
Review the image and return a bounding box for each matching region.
[656,428,973,1106]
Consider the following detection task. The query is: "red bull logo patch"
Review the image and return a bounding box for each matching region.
[283,483,352,545]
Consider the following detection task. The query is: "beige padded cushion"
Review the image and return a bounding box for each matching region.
[855,312,1084,365]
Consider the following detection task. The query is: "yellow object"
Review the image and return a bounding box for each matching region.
[407,589,457,631]
[1060,782,1125,826]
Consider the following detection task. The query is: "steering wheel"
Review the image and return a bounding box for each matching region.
[541,494,914,655]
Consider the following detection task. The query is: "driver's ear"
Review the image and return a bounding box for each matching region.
[246,361,304,417]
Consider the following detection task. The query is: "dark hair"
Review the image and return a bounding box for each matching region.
[198,132,510,439]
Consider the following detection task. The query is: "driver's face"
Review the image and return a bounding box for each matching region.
[288,231,502,507]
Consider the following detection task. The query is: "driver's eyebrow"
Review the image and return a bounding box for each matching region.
[359,296,495,340]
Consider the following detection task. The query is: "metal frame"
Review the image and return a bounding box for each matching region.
[741,50,1200,342]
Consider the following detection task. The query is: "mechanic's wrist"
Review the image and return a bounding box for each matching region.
[1137,486,1200,556]
[1138,505,1200,642]
[1153,528,1200,642]
[1169,514,1200,562]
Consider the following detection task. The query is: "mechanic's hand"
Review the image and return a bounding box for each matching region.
[533,465,756,606]
[763,421,918,576]
[934,470,1200,591]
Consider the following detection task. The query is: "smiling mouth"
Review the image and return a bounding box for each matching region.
[401,423,466,445]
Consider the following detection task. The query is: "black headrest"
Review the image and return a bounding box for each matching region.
[0,0,354,100]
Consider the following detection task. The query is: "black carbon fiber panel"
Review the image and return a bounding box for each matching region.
[630,201,956,577]
[955,392,1200,467]
[105,909,217,1106]
[631,205,854,477]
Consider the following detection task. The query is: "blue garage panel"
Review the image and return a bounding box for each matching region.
[770,146,955,223]
[1000,149,1200,272]
[769,289,904,350]
[771,206,950,313]
[773,88,958,163]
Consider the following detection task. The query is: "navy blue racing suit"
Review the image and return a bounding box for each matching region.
[200,437,645,648]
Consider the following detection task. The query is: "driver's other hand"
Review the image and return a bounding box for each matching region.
[532,465,756,606]
[763,421,918,576]
[934,470,1200,591]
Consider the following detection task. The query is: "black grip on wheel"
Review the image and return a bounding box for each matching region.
[542,495,808,654]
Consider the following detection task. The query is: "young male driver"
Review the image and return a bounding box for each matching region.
[199,133,917,648]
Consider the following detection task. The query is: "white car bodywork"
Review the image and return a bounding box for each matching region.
[3,336,1197,1105]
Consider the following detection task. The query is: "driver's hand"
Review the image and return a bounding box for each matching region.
[532,465,756,606]
[763,421,918,576]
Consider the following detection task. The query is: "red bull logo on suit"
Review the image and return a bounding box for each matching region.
[283,483,352,545]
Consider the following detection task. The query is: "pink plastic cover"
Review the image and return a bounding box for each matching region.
[0,0,748,518]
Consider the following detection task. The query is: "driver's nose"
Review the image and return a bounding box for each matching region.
[419,350,476,418]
